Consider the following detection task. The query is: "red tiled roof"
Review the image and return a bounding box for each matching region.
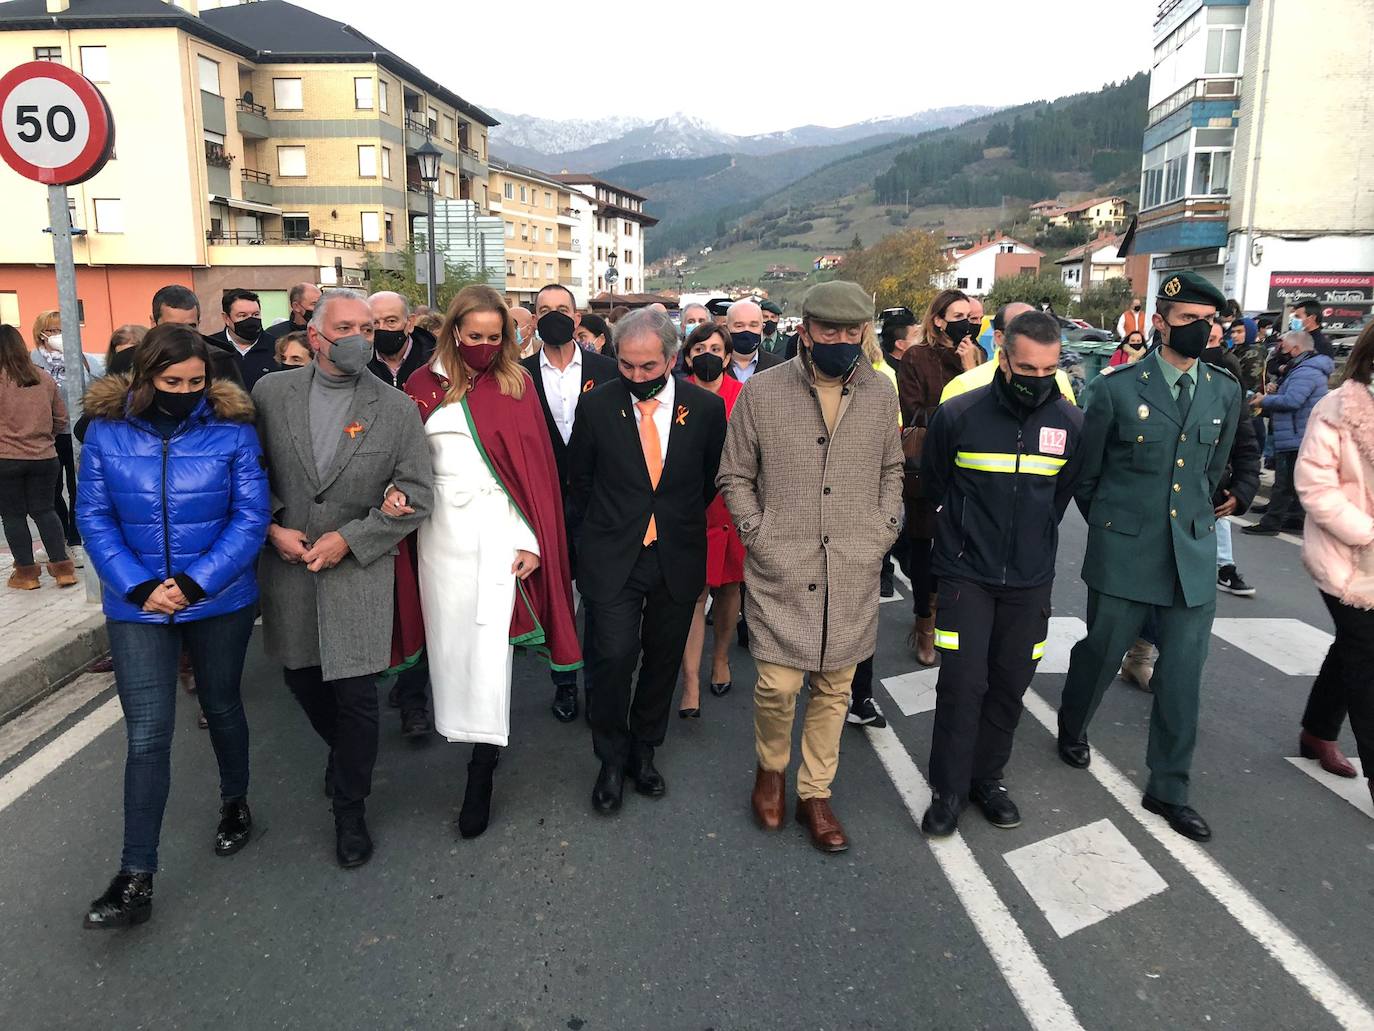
[954,235,1045,260]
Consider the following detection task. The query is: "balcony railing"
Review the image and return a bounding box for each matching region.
[460,145,481,160]
[207,230,365,249]
[405,114,435,137]
[235,97,266,117]
[241,168,271,184]
[558,207,579,218]
[205,141,234,169]
[1147,76,1241,128]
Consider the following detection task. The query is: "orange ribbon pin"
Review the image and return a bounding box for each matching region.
[344,421,365,439]
[675,404,689,426]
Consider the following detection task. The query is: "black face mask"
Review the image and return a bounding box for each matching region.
[943,317,973,344]
[622,372,667,402]
[1002,367,1059,410]
[301,307,315,323]
[232,316,263,341]
[731,330,761,355]
[1165,318,1211,360]
[107,348,136,376]
[808,341,863,379]
[373,328,408,356]
[689,353,725,382]
[763,320,778,337]
[538,311,576,347]
[154,388,204,421]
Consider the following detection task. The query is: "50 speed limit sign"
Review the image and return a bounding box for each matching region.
[0,61,114,185]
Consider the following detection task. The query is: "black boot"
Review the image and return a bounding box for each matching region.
[214,797,253,856]
[323,751,335,799]
[457,745,500,839]
[83,872,153,930]
[551,683,578,722]
[334,810,373,868]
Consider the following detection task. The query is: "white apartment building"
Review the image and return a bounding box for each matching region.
[553,174,658,301]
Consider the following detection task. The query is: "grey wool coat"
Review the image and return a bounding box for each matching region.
[251,366,433,680]
[718,356,904,671]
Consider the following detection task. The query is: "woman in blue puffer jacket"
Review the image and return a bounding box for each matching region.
[75,324,270,930]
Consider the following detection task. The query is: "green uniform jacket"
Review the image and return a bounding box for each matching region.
[1074,349,1241,608]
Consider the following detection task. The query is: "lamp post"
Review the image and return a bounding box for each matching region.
[416,139,442,310]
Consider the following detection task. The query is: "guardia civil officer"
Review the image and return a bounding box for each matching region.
[1057,270,1242,842]
[919,311,1086,836]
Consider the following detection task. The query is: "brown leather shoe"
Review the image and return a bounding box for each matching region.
[1299,730,1358,779]
[751,767,785,831]
[47,559,78,588]
[909,613,937,667]
[796,797,849,853]
[7,564,41,590]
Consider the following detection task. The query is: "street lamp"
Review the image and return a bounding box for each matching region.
[416,139,442,309]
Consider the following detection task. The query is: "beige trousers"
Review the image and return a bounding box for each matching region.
[753,659,857,800]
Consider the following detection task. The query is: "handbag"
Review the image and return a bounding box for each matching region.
[901,406,928,475]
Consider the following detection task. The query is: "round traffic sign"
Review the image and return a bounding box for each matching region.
[0,61,114,185]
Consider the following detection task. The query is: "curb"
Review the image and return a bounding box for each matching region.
[0,613,109,725]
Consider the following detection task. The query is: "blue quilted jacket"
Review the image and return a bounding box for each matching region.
[76,376,270,624]
[1262,352,1333,452]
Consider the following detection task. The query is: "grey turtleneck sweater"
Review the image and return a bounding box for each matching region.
[309,367,359,477]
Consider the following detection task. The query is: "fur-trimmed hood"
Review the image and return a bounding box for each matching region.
[82,373,256,423]
[1335,378,1374,471]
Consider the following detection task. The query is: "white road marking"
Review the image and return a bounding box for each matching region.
[1004,818,1169,938]
[1211,619,1333,676]
[892,567,913,591]
[880,668,940,716]
[1286,757,1372,819]
[0,672,114,766]
[866,723,1085,1031]
[0,696,123,817]
[879,589,905,605]
[1020,690,1374,1030]
[1039,617,1088,675]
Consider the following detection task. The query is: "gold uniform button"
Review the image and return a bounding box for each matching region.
[1176,458,1185,467]
[1180,433,1187,442]
[1136,435,1145,443]
[1173,483,1182,493]
[1170,509,1178,518]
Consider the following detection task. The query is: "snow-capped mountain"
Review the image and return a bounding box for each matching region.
[485,109,655,156]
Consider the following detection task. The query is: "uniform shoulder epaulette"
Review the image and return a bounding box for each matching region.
[1099,364,1119,376]
[1203,361,1239,384]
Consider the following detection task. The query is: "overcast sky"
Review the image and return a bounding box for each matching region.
[289,0,1157,136]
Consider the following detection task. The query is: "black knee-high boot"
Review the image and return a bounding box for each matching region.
[458,743,500,839]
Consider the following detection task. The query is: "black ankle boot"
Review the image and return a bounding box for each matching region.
[83,871,153,929]
[458,746,499,839]
[214,797,253,856]
[334,810,373,868]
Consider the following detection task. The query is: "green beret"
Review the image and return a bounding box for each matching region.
[760,299,784,316]
[1156,269,1226,310]
[801,280,873,324]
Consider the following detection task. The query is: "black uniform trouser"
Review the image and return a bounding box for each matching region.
[927,579,1053,800]
[586,545,697,768]
[392,660,429,715]
[284,666,379,815]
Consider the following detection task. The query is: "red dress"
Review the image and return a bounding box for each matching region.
[690,373,746,587]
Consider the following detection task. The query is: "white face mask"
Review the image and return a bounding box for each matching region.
[46,332,63,349]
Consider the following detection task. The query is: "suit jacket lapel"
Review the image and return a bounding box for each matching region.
[285,368,320,490]
[317,376,380,494]
[616,382,655,489]
[1138,353,1182,428]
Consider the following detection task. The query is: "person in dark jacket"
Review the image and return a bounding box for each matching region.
[149,284,246,390]
[918,312,1086,835]
[1244,331,1334,536]
[206,288,278,392]
[1290,300,1334,357]
[1203,320,1260,595]
[75,325,270,930]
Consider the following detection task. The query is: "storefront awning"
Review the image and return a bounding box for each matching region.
[209,194,282,216]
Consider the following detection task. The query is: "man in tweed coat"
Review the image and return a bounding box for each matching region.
[253,290,433,868]
[718,281,904,853]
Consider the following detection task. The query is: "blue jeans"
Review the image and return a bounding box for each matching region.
[1216,517,1234,567]
[108,605,256,873]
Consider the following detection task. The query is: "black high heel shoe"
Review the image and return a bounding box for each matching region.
[709,680,732,697]
[83,872,153,930]
[458,745,499,839]
[678,706,701,719]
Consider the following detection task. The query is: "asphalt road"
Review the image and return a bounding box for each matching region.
[0,511,1371,1031]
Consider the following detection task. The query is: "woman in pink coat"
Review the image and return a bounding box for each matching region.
[1293,322,1374,805]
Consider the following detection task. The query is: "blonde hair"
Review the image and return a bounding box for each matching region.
[434,285,528,403]
[32,309,60,348]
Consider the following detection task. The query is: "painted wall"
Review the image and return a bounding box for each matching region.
[0,265,194,352]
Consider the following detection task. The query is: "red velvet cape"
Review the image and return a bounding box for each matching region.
[390,363,582,672]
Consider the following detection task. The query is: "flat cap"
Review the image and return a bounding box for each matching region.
[760,299,784,316]
[802,280,872,324]
[1156,269,1226,310]
[706,297,733,316]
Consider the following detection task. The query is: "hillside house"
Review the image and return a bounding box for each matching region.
[814,254,846,271]
[937,235,1043,296]
[1048,196,1133,232]
[1055,233,1127,299]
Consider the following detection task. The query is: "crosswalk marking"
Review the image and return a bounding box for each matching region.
[0,697,123,816]
[1038,617,1088,675]
[879,668,940,716]
[1286,757,1373,819]
[1004,818,1169,938]
[1211,619,1333,676]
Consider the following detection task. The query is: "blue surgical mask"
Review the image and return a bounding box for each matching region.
[1289,315,1304,332]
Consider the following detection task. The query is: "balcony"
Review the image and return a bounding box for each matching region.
[405,114,439,154]
[240,168,274,205]
[1147,77,1242,128]
[235,97,269,140]
[555,206,581,227]
[205,140,234,169]
[206,228,366,268]
[208,230,364,248]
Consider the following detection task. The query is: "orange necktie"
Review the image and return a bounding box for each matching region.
[637,398,662,545]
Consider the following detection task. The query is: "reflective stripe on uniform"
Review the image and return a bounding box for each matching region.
[1019,455,1068,477]
[955,451,1068,477]
[934,629,959,651]
[1031,639,1047,660]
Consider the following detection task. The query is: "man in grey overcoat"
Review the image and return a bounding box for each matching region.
[252,290,433,868]
[718,281,903,853]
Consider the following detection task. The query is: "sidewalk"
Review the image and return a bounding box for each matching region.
[1,534,108,723]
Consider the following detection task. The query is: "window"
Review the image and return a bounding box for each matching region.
[1139,133,1188,210]
[545,262,554,279]
[442,115,454,141]
[1191,130,1234,196]
[79,46,109,82]
[507,260,515,276]
[93,198,124,234]
[956,277,969,289]
[519,185,528,203]
[505,221,515,239]
[197,55,220,94]
[443,171,455,198]
[360,211,381,243]
[385,213,395,245]
[545,227,554,244]
[283,212,311,240]
[520,224,528,241]
[426,106,438,132]
[623,220,634,235]
[34,46,61,62]
[1205,26,1243,75]
[0,292,19,327]
[1152,8,1202,65]
[379,80,389,114]
[504,182,514,200]
[358,145,377,178]
[276,146,307,178]
[521,261,529,278]
[272,78,303,111]
[381,147,391,180]
[976,277,984,290]
[354,77,373,109]
[545,191,553,208]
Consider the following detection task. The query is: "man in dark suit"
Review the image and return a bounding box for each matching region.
[206,287,279,391]
[266,282,322,342]
[725,299,785,383]
[568,307,727,814]
[148,284,246,389]
[520,284,618,723]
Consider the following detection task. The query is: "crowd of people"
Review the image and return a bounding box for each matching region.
[0,268,1369,932]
